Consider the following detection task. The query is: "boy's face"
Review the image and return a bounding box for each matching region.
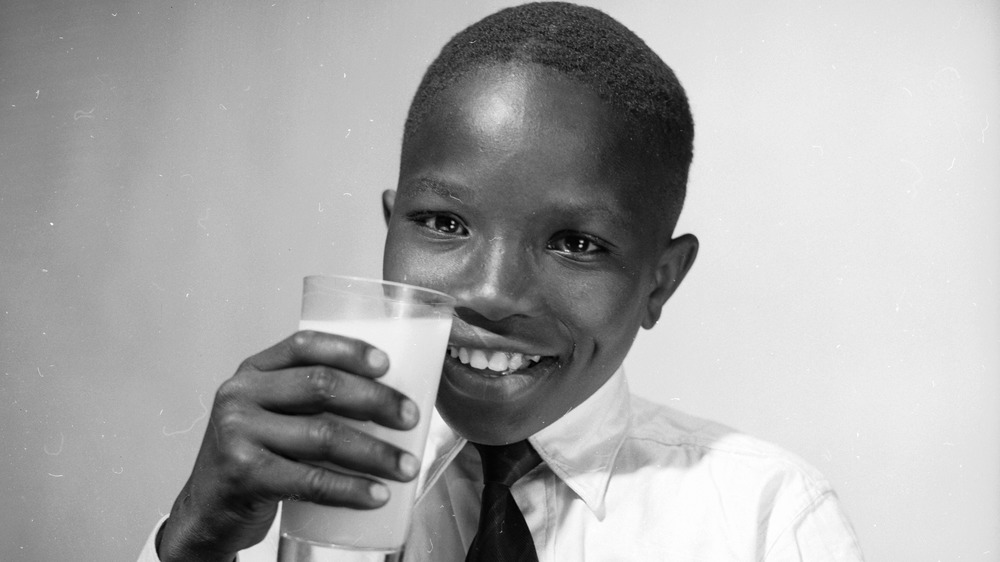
[383,63,696,444]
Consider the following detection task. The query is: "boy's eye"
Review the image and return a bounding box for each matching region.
[418,214,467,235]
[547,234,605,256]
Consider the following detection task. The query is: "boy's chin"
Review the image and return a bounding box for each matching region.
[435,389,542,445]
[436,404,537,445]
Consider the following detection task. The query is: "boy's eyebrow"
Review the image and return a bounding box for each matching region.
[562,203,631,231]
[405,177,472,202]
[540,201,635,239]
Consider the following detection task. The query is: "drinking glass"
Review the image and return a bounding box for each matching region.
[278,275,455,561]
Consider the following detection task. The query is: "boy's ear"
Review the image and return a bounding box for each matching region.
[642,233,698,330]
[381,189,396,225]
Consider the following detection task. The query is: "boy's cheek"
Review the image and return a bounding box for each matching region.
[383,244,417,284]
[382,230,417,275]
[383,239,453,290]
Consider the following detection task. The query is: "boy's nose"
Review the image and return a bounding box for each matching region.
[450,239,540,322]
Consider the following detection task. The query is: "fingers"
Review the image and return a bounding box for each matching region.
[197,329,424,512]
[228,329,419,431]
[207,409,418,510]
[262,454,392,510]
[204,428,396,511]
[243,330,390,378]
[221,365,418,432]
[252,410,420,482]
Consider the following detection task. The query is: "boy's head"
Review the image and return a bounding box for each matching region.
[403,1,694,231]
[382,2,698,444]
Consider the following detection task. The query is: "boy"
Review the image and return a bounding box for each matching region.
[141,3,863,560]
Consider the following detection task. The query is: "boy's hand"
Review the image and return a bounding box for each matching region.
[156,331,421,562]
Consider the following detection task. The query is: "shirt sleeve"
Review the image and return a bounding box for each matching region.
[763,490,865,562]
[135,515,281,562]
[135,515,168,562]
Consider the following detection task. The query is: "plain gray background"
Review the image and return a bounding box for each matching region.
[1,1,997,560]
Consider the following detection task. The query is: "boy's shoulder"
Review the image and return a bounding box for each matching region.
[614,395,863,560]
[623,394,834,498]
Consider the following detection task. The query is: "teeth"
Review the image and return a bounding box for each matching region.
[448,346,544,374]
[507,354,524,371]
[470,349,489,369]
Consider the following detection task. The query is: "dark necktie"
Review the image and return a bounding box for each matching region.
[465,440,543,562]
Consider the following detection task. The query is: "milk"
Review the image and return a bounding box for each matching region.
[280,317,452,551]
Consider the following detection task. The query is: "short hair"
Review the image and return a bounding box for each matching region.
[402,1,694,228]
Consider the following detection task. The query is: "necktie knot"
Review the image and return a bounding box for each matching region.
[473,440,542,487]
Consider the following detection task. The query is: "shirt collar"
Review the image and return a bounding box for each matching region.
[417,368,631,520]
[528,368,630,519]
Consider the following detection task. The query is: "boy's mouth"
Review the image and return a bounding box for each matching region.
[447,345,544,375]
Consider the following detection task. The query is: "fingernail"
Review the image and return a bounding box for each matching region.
[400,399,419,426]
[399,452,420,478]
[369,482,389,502]
[367,348,389,370]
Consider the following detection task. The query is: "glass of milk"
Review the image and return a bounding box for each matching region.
[278,275,454,562]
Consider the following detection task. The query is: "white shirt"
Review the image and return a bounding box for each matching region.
[139,369,864,561]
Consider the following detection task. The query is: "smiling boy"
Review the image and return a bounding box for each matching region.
[141,3,863,561]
